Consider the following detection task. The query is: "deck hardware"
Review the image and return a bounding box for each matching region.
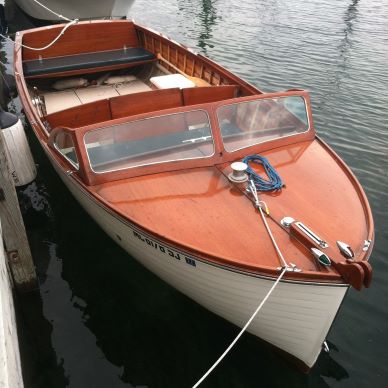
[288,263,302,272]
[336,241,354,259]
[228,162,248,183]
[281,216,295,228]
[311,248,331,266]
[295,222,328,248]
[277,263,302,272]
[322,341,330,353]
[65,170,74,176]
[363,239,372,252]
[7,250,19,263]
[182,135,211,144]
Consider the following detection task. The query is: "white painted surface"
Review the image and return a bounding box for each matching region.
[0,221,24,388]
[151,74,196,89]
[115,80,152,95]
[0,120,37,186]
[14,0,135,20]
[47,151,348,368]
[75,85,119,105]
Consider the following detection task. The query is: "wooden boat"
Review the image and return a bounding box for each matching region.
[13,20,374,371]
[13,0,135,21]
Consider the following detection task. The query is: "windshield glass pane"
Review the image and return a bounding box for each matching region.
[217,96,309,152]
[54,131,79,168]
[84,110,214,173]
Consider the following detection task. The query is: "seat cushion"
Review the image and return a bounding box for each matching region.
[150,74,196,89]
[23,48,156,77]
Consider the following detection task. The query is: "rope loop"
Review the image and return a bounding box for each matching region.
[242,154,283,192]
[0,0,77,51]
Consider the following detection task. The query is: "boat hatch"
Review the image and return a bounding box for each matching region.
[217,96,309,151]
[84,110,214,173]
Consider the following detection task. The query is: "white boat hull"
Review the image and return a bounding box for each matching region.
[49,153,348,369]
[14,0,135,21]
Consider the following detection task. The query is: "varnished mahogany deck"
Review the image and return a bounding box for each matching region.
[88,138,371,283]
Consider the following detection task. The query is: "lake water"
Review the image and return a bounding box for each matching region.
[1,0,387,387]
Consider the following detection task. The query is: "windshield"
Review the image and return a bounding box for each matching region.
[84,110,214,173]
[217,96,309,152]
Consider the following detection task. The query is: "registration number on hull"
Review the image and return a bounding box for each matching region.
[133,230,197,267]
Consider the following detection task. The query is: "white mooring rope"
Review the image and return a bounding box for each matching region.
[192,267,287,388]
[0,0,78,51]
[30,0,72,21]
[192,181,290,387]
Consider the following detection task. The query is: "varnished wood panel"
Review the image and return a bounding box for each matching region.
[182,85,239,106]
[135,25,261,96]
[110,88,183,119]
[45,99,111,129]
[22,21,139,61]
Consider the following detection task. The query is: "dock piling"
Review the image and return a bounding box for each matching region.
[0,109,37,292]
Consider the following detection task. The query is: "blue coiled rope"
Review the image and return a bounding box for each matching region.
[242,154,283,192]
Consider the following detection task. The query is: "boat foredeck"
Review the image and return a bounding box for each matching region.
[88,138,372,283]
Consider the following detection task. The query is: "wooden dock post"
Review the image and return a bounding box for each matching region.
[0,111,37,292]
[0,220,24,388]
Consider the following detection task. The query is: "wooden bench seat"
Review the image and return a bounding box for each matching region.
[23,48,156,78]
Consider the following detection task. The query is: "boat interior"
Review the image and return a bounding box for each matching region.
[16,20,374,285]
[21,20,257,127]
[19,21,316,183]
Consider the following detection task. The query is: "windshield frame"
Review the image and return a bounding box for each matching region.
[49,91,315,186]
[216,94,311,153]
[68,103,224,185]
[211,89,315,162]
[83,109,216,174]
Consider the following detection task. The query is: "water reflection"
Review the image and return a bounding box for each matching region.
[315,343,349,383]
[330,0,360,91]
[197,0,218,53]
[178,0,219,54]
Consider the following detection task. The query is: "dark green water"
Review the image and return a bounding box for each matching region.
[1,0,387,387]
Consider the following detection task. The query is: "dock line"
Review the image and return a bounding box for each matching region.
[0,0,78,52]
[192,266,287,388]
